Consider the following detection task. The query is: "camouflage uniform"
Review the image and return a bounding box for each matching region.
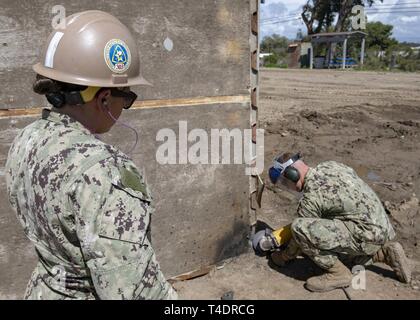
[291,161,395,270]
[5,109,177,300]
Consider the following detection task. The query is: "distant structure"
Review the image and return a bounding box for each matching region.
[411,46,420,53]
[288,31,367,69]
[310,31,367,69]
[259,53,273,66]
[288,42,312,68]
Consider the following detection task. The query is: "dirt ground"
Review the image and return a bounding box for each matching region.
[175,68,420,300]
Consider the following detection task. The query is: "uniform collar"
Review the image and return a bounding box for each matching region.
[302,167,315,192]
[41,109,93,136]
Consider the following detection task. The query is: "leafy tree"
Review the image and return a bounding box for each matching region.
[260,35,291,67]
[265,53,279,66]
[301,0,333,35]
[301,0,383,35]
[260,34,290,55]
[365,21,398,51]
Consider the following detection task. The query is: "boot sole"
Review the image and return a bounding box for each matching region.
[386,242,411,283]
[304,282,351,293]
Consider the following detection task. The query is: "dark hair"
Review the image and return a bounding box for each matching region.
[33,75,87,95]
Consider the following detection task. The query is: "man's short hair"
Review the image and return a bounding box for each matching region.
[277,152,295,164]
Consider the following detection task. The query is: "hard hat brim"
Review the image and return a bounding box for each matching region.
[33,63,153,88]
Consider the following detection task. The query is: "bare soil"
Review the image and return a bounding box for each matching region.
[175,69,420,300]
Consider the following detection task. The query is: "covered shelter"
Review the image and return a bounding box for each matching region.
[309,31,367,69]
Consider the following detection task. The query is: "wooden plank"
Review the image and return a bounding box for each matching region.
[0,95,250,118]
[168,265,215,283]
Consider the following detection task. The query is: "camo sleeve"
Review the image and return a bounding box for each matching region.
[67,159,177,300]
[297,193,322,219]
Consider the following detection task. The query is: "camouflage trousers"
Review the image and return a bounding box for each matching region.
[291,218,382,270]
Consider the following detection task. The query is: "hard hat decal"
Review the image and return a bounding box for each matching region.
[104,39,131,73]
[44,32,64,68]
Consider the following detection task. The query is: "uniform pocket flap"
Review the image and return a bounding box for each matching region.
[111,165,152,203]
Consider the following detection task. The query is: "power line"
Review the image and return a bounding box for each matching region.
[366,9,420,13]
[262,12,420,26]
[261,6,420,24]
[261,14,301,24]
[262,18,301,26]
[369,5,420,9]
[371,1,420,7]
[261,17,302,26]
[261,10,420,24]
[261,1,420,20]
[261,15,302,23]
[260,2,420,25]
[366,6,420,11]
[261,15,301,23]
[261,16,300,24]
[261,10,302,22]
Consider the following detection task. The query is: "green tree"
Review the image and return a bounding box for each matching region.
[301,0,383,35]
[260,34,290,68]
[365,21,398,51]
[260,34,289,55]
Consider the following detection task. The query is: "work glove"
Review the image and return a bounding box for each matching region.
[270,239,302,267]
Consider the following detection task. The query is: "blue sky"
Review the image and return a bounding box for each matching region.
[260,0,420,43]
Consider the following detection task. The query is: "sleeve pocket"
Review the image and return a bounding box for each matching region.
[98,182,153,246]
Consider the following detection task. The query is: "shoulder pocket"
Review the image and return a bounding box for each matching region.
[98,165,154,245]
[111,165,152,203]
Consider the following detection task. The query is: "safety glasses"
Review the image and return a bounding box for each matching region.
[110,88,138,109]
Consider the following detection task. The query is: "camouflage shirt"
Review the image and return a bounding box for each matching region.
[5,109,176,300]
[298,161,395,245]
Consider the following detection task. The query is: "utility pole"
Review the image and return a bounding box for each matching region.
[360,37,365,66]
[390,52,397,70]
[342,38,348,69]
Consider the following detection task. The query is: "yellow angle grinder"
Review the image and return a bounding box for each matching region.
[252,224,293,256]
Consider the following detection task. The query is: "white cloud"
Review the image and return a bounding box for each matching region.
[399,16,418,23]
[263,0,307,10]
[260,1,306,39]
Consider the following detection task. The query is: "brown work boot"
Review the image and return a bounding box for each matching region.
[373,242,411,283]
[305,260,352,292]
[270,239,301,267]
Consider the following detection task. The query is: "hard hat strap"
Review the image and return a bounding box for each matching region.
[50,87,102,108]
[63,91,85,106]
[272,153,301,173]
[80,87,102,103]
[46,88,98,108]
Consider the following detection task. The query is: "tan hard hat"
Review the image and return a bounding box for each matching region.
[33,10,151,87]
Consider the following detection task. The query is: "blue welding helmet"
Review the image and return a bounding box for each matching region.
[268,153,301,184]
